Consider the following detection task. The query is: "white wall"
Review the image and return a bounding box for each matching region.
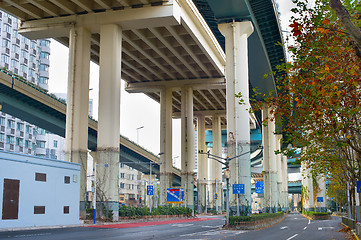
[0,151,80,228]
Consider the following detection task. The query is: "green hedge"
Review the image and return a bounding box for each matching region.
[229,212,284,226]
[304,211,330,217]
[119,206,192,218]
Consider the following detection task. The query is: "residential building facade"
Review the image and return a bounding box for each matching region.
[0,11,64,160]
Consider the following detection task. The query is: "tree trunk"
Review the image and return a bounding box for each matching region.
[329,0,361,57]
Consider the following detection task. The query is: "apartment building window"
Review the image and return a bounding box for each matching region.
[21,49,28,58]
[120,183,125,189]
[16,122,24,131]
[20,64,26,73]
[40,52,49,59]
[120,163,125,168]
[30,54,35,63]
[30,41,36,49]
[11,59,18,68]
[128,184,131,190]
[12,44,19,54]
[40,64,49,72]
[36,140,45,148]
[7,119,14,129]
[40,40,50,47]
[25,140,29,148]
[13,29,18,39]
[3,23,11,33]
[2,38,9,48]
[0,117,4,125]
[26,125,31,133]
[16,138,23,146]
[0,133,4,142]
[53,140,58,148]
[39,77,48,84]
[37,128,46,135]
[120,173,125,179]
[1,54,9,64]
[6,135,14,144]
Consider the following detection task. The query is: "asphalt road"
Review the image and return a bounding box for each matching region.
[0,213,347,240]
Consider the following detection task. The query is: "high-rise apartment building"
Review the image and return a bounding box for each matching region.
[0,11,64,160]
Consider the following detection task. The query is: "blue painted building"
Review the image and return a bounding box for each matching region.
[0,151,80,228]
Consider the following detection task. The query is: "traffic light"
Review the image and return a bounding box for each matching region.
[215,192,218,200]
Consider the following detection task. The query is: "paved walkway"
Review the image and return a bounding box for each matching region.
[88,217,217,229]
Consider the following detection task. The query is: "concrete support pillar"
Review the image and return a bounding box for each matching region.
[197,115,207,212]
[159,87,173,206]
[96,24,122,221]
[275,134,283,210]
[282,155,289,211]
[301,162,314,211]
[219,21,253,215]
[268,118,278,212]
[315,176,327,212]
[181,86,195,209]
[262,107,271,212]
[65,26,91,218]
[212,114,222,212]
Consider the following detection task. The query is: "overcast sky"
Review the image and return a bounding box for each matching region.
[48,1,297,168]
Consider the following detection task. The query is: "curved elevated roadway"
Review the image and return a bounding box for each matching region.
[0,70,182,185]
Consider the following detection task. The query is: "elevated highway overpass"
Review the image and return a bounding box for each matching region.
[0,69,182,185]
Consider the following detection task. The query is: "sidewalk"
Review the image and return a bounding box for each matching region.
[0,215,221,232]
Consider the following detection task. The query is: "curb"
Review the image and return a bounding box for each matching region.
[341,222,359,240]
[301,214,313,220]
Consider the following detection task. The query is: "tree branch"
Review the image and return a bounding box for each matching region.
[330,0,361,57]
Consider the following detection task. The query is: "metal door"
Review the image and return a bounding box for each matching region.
[2,178,20,220]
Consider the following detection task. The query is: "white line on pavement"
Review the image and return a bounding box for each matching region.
[308,220,311,225]
[280,226,288,230]
[304,227,307,230]
[286,234,298,240]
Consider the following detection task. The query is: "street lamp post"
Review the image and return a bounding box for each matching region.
[136,126,144,144]
[199,146,262,225]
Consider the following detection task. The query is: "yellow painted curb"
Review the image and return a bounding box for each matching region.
[301,214,313,220]
[341,222,359,240]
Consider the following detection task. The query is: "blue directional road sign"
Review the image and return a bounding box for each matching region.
[147,185,153,196]
[167,188,184,203]
[232,184,245,194]
[357,181,361,193]
[317,197,323,202]
[255,181,264,194]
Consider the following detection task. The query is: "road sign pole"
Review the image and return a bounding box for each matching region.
[150,162,152,214]
[93,162,97,224]
[226,177,229,225]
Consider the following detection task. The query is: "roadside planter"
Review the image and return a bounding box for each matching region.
[304,211,331,220]
[227,213,285,230]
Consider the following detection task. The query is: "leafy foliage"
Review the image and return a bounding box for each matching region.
[118,206,192,218]
[228,212,284,226]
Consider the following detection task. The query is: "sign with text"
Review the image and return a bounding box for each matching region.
[166,188,184,204]
[255,181,264,194]
[147,185,153,196]
[232,184,245,194]
[357,181,361,193]
[317,197,323,202]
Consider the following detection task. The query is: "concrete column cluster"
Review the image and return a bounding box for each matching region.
[219,21,253,215]
[197,115,207,212]
[181,86,195,209]
[159,87,173,206]
[262,107,279,212]
[96,24,122,221]
[301,162,314,211]
[65,27,91,218]
[212,114,222,213]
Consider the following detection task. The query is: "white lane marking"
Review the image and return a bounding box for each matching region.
[286,234,298,240]
[280,226,288,230]
[14,233,51,238]
[308,220,311,225]
[304,226,307,230]
[171,223,194,227]
[179,229,218,237]
[318,227,334,230]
